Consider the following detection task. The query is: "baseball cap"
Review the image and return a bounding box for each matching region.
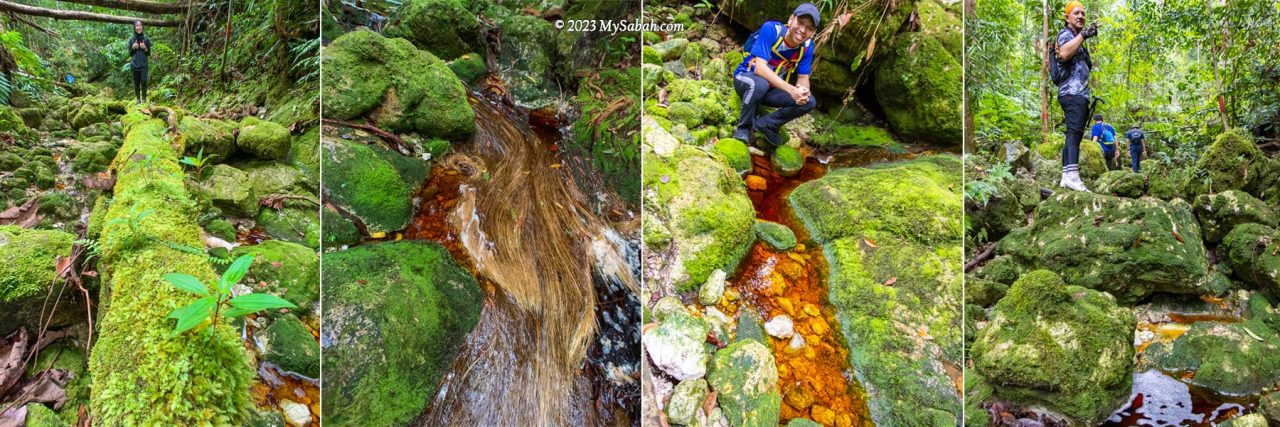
[794,3,821,28]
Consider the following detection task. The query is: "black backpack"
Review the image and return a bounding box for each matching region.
[1050,28,1092,86]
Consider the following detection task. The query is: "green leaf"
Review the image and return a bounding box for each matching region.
[179,157,197,166]
[226,293,297,317]
[220,254,256,294]
[162,273,208,296]
[169,297,215,336]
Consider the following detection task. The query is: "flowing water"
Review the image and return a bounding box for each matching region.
[406,98,640,425]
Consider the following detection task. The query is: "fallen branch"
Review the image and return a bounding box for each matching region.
[6,12,59,37]
[964,242,997,273]
[590,97,632,143]
[321,118,414,155]
[56,0,194,14]
[0,0,182,26]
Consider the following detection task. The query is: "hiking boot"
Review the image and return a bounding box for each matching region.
[757,125,783,148]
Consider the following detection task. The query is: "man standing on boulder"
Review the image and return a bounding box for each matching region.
[731,3,819,149]
[1054,1,1098,191]
[128,20,152,105]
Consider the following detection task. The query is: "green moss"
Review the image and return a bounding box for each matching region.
[809,123,900,149]
[1144,316,1280,396]
[0,226,78,333]
[321,207,361,248]
[67,139,119,174]
[90,113,254,426]
[261,314,319,378]
[668,101,704,128]
[1187,129,1271,200]
[873,33,960,145]
[771,145,803,177]
[569,68,641,206]
[1194,190,1277,243]
[204,218,236,242]
[383,0,480,60]
[1094,170,1146,198]
[707,340,780,427]
[447,52,486,83]
[642,45,662,65]
[192,164,258,217]
[971,270,1135,424]
[25,403,67,427]
[712,138,750,173]
[321,137,422,233]
[256,204,322,249]
[321,241,483,427]
[37,192,78,221]
[754,220,796,251]
[231,240,319,312]
[496,14,560,107]
[1221,223,1280,294]
[996,192,1210,303]
[289,126,321,188]
[177,117,237,162]
[321,29,476,141]
[237,116,292,160]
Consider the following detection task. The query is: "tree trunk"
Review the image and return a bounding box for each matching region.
[0,0,181,26]
[54,0,192,15]
[1041,0,1050,145]
[962,0,976,153]
[219,0,231,82]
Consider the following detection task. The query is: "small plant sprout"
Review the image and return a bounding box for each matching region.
[163,254,296,336]
[179,146,217,179]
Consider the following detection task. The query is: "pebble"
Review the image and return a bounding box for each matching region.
[280,399,311,427]
[699,269,727,305]
[745,175,767,190]
[704,306,732,325]
[802,304,821,318]
[764,315,794,338]
[788,333,806,351]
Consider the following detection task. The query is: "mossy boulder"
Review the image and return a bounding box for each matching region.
[193,164,258,217]
[321,241,483,427]
[642,119,756,291]
[809,124,899,149]
[66,139,119,174]
[642,310,711,380]
[754,220,796,251]
[259,314,319,378]
[1095,170,1146,198]
[1078,140,1108,186]
[321,29,476,141]
[713,138,751,173]
[972,270,1135,424]
[1143,316,1280,396]
[873,32,960,145]
[771,145,803,177]
[1221,223,1280,294]
[383,0,480,60]
[497,14,560,108]
[37,192,79,222]
[0,226,82,334]
[569,68,641,205]
[789,155,962,425]
[707,340,781,427]
[289,126,321,189]
[448,52,486,83]
[321,136,429,234]
[996,192,1211,303]
[241,161,306,197]
[231,240,319,312]
[321,207,361,249]
[666,379,709,425]
[1193,190,1277,244]
[177,116,238,162]
[651,38,689,62]
[1187,130,1275,202]
[256,204,322,250]
[237,117,292,161]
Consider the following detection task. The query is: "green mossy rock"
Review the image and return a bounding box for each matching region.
[1187,130,1275,202]
[1194,190,1277,244]
[231,240,319,312]
[237,116,292,161]
[971,270,1135,424]
[809,124,899,149]
[790,155,962,425]
[873,33,960,145]
[713,138,751,173]
[754,220,796,251]
[383,0,480,60]
[0,226,81,334]
[448,52,486,83]
[24,403,66,427]
[642,119,755,291]
[789,155,961,245]
[177,116,238,162]
[497,14,560,108]
[260,314,320,378]
[256,204,322,250]
[569,68,641,206]
[643,310,711,380]
[771,145,803,177]
[321,136,429,233]
[1144,316,1280,396]
[1095,170,1147,198]
[1221,223,1280,294]
[240,160,306,197]
[204,218,236,242]
[321,29,476,141]
[289,126,321,189]
[37,192,79,222]
[321,207,361,248]
[997,192,1211,303]
[666,379,709,425]
[1221,414,1268,427]
[707,340,781,427]
[652,38,690,62]
[321,241,483,427]
[193,164,258,217]
[66,139,119,174]
[1078,139,1108,186]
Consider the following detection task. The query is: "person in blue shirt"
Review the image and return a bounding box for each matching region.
[731,3,819,148]
[1091,114,1119,170]
[1054,1,1098,191]
[1124,124,1147,172]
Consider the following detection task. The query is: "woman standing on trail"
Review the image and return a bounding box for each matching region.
[128,20,151,104]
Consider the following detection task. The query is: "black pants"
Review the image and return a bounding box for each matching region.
[1058,94,1089,171]
[1103,148,1118,171]
[732,73,816,145]
[132,67,148,102]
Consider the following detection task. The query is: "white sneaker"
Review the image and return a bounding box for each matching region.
[1063,171,1091,192]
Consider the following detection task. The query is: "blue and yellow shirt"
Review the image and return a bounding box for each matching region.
[734,21,814,81]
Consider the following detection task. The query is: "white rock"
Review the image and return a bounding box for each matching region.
[789,333,806,350]
[698,269,727,305]
[704,306,732,325]
[280,399,311,427]
[764,315,794,338]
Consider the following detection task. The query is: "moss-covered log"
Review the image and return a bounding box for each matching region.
[87,106,253,425]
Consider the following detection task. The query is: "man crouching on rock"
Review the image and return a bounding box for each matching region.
[731,3,820,149]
